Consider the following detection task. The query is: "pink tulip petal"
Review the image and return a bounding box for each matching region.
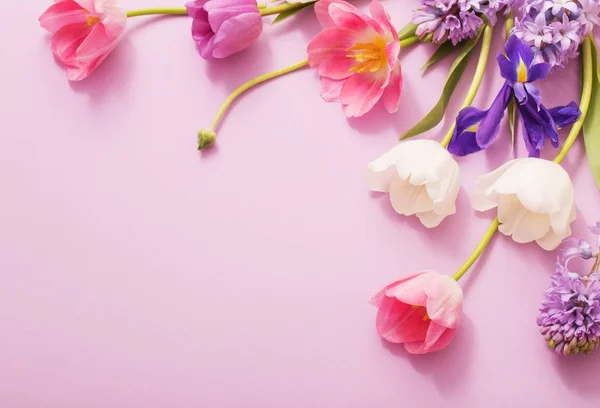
[207,3,259,32]
[425,275,463,329]
[317,52,355,80]
[186,0,210,19]
[210,13,263,58]
[51,23,91,64]
[319,77,345,102]
[307,27,358,67]
[95,0,127,38]
[328,2,378,34]
[381,63,402,113]
[384,41,400,70]
[369,0,396,40]
[339,72,387,117]
[375,297,430,343]
[73,0,96,13]
[76,24,114,62]
[384,271,434,306]
[369,271,426,307]
[39,0,86,33]
[404,326,456,354]
[314,0,340,28]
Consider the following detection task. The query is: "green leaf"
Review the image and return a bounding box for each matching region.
[421,42,459,72]
[272,2,315,24]
[400,29,485,141]
[507,98,517,154]
[398,22,418,41]
[582,37,600,189]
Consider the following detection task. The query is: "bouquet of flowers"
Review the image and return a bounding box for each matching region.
[40,0,600,357]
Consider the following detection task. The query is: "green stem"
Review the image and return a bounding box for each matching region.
[553,35,593,164]
[259,3,312,16]
[452,219,499,281]
[210,58,309,132]
[452,35,593,282]
[126,8,188,18]
[126,3,307,18]
[440,22,493,148]
[504,12,514,38]
[198,37,420,148]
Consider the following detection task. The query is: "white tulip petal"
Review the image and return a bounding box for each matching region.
[536,227,568,250]
[472,158,575,250]
[366,144,407,192]
[389,175,435,216]
[367,140,460,228]
[417,211,446,228]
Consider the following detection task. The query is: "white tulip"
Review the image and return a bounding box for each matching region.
[366,139,460,228]
[471,158,575,250]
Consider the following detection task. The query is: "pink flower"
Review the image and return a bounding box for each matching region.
[186,0,263,59]
[307,0,402,117]
[39,0,127,81]
[370,271,463,354]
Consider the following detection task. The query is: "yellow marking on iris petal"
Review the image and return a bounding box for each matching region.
[466,124,479,132]
[85,15,100,27]
[347,37,388,75]
[517,58,528,83]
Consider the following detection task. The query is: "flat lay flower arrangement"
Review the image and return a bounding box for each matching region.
[40,0,600,357]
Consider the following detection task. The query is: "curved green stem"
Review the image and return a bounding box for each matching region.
[452,35,594,282]
[259,2,312,16]
[504,12,514,38]
[553,36,593,164]
[452,219,499,281]
[211,58,308,132]
[440,22,493,148]
[198,36,420,149]
[126,8,188,18]
[126,3,307,18]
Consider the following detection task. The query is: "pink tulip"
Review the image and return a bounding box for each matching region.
[39,0,127,81]
[370,271,463,354]
[186,0,263,59]
[307,0,402,117]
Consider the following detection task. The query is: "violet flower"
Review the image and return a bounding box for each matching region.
[513,0,600,69]
[412,0,518,45]
[537,223,600,356]
[447,35,581,157]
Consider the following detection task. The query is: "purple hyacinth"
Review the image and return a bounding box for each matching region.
[537,223,600,356]
[513,0,600,69]
[412,0,520,45]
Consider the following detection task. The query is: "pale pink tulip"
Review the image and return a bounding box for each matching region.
[186,0,263,59]
[370,271,463,354]
[39,0,127,81]
[307,0,402,117]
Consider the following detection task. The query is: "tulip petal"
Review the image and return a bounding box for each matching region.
[210,13,263,58]
[375,297,430,343]
[306,27,358,68]
[537,228,567,250]
[471,160,519,211]
[404,325,455,354]
[328,2,378,34]
[497,196,551,243]
[425,275,462,328]
[369,271,427,307]
[320,77,345,102]
[384,271,436,306]
[39,0,87,33]
[381,63,402,113]
[314,0,340,28]
[339,72,387,117]
[369,0,396,41]
[389,175,435,216]
[416,211,446,228]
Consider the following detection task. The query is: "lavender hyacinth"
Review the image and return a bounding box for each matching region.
[513,0,600,69]
[413,0,521,45]
[537,224,600,356]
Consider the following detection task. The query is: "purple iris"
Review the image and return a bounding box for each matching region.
[448,35,581,157]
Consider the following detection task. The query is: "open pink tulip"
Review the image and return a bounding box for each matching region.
[307,0,402,117]
[39,0,127,81]
[370,271,463,354]
[186,0,263,59]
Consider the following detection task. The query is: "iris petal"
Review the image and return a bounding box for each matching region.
[447,107,487,156]
[475,83,512,149]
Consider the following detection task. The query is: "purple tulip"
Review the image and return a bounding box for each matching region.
[186,0,263,59]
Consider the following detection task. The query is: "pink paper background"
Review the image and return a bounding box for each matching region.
[2,0,600,406]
